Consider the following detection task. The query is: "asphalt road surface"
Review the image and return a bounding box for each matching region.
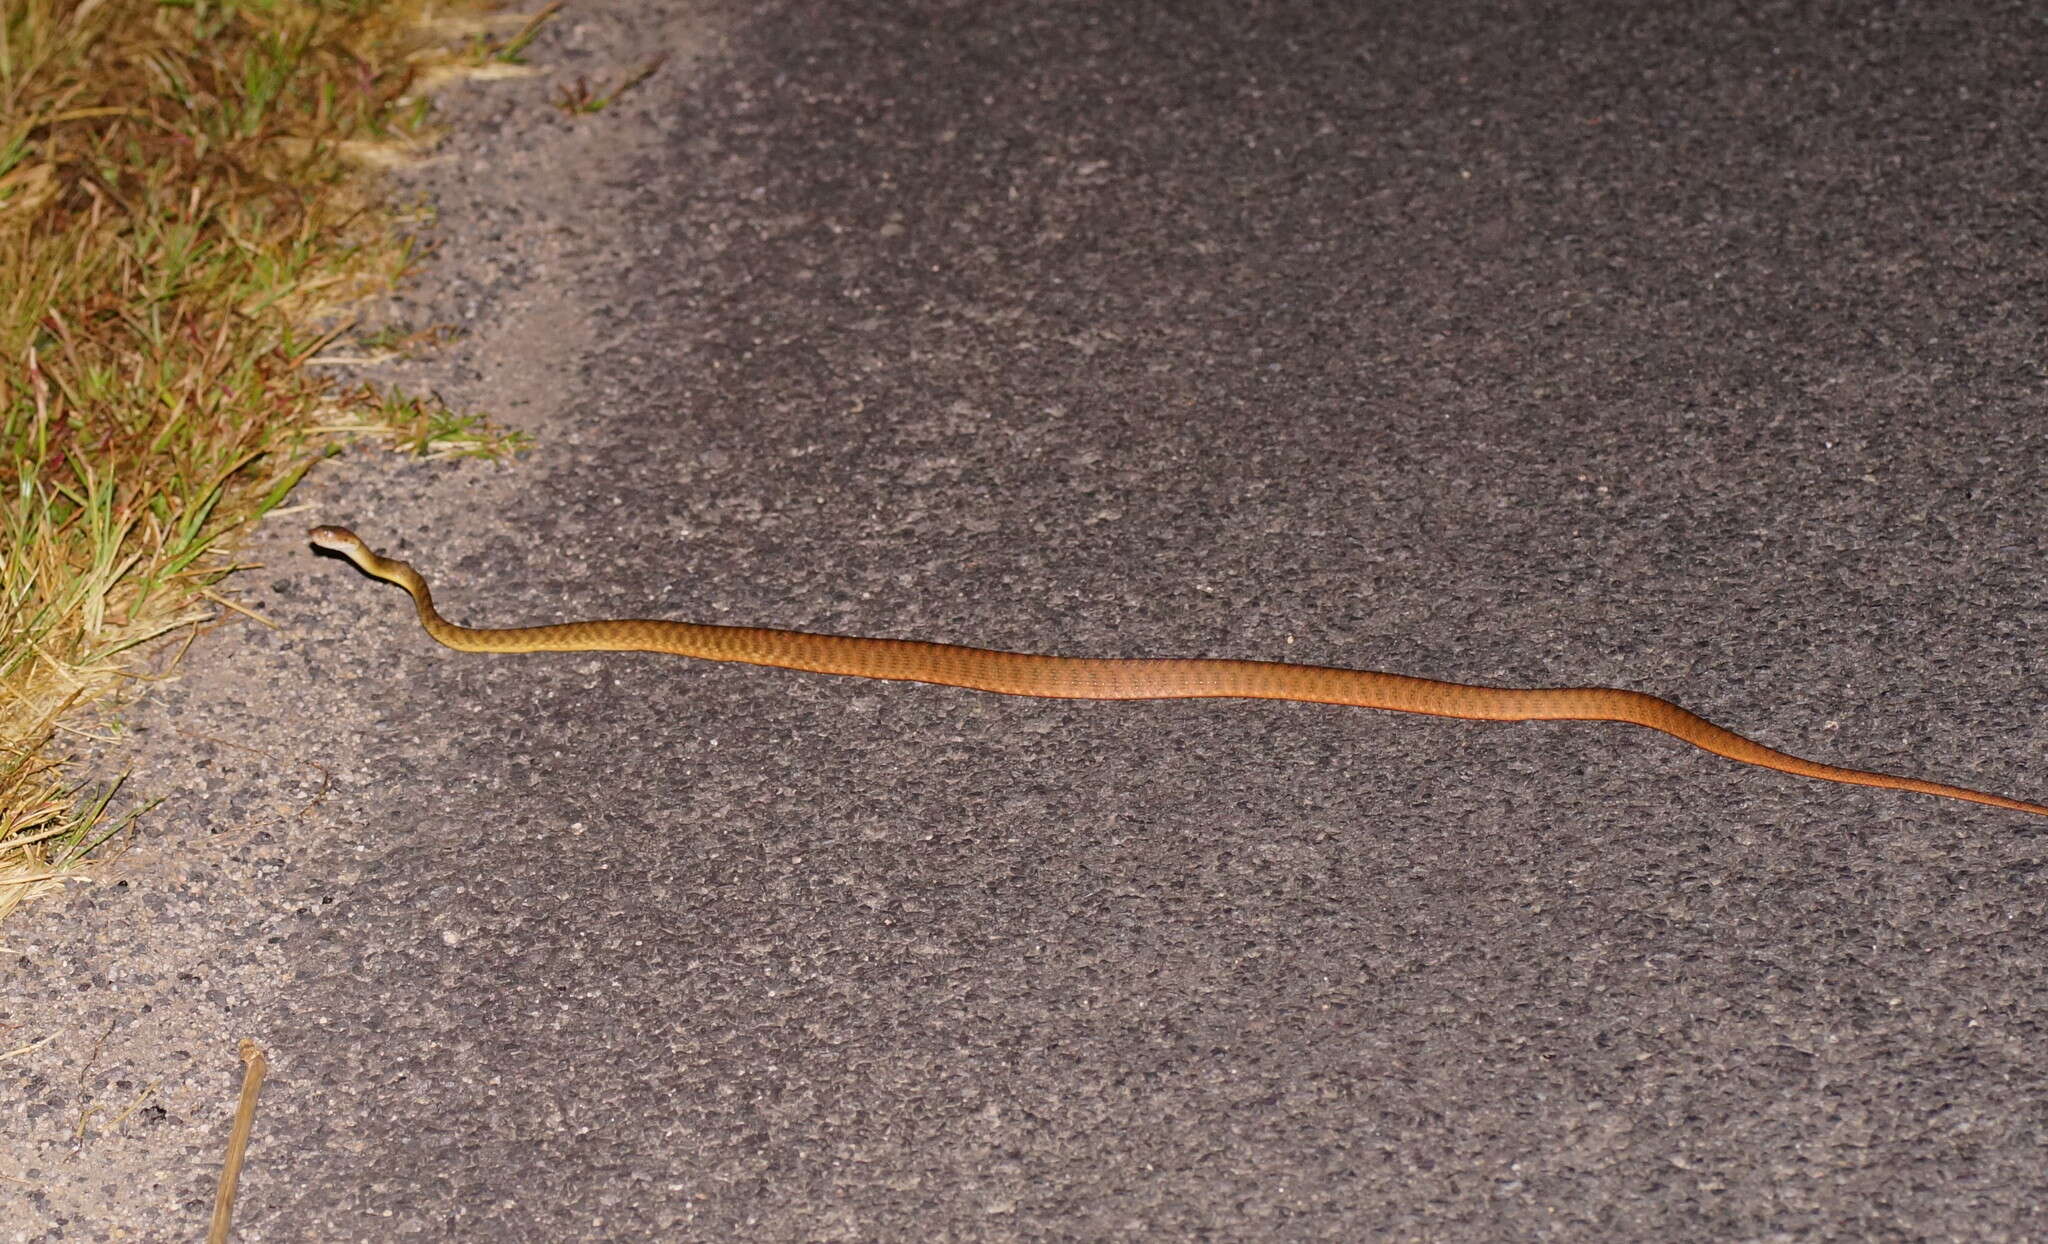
[10,0,2047,1238]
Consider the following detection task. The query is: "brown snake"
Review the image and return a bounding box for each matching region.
[310,526,2046,817]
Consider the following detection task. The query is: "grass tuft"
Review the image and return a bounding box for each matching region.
[1,0,535,922]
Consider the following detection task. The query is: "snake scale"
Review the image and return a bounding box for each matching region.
[310,526,2046,817]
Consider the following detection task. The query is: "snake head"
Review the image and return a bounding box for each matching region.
[308,526,365,552]
[308,526,387,577]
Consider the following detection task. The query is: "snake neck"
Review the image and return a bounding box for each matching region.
[380,562,465,645]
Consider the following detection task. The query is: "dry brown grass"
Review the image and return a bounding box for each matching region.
[0,0,542,922]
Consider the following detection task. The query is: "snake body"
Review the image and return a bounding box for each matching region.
[309,526,2046,817]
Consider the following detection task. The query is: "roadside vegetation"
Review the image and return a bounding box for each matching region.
[0,0,547,923]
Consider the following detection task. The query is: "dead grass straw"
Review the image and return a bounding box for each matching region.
[0,0,538,920]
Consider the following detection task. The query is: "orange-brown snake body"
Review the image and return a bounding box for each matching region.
[310,526,2046,817]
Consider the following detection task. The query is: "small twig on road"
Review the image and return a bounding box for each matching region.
[209,1039,269,1244]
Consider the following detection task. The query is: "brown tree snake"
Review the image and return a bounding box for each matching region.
[311,526,2046,817]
